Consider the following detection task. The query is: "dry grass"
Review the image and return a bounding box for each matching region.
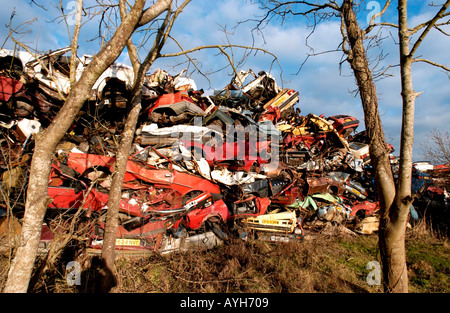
[405,219,450,293]
[106,223,448,293]
[108,233,381,293]
[1,220,448,293]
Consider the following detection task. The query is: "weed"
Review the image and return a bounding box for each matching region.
[1,222,448,293]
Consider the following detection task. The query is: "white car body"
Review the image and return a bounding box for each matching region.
[1,47,135,101]
[413,161,434,172]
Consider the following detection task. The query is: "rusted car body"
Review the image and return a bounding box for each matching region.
[47,152,274,251]
[180,138,272,172]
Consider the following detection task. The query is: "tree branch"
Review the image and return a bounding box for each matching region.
[408,13,450,35]
[159,44,281,79]
[363,0,392,36]
[409,0,450,57]
[168,35,210,84]
[250,0,339,32]
[434,23,450,36]
[412,58,450,72]
[138,0,172,27]
[160,44,277,60]
[8,30,68,101]
[119,0,140,75]
[70,0,83,87]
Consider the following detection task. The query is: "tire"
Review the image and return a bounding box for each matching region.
[206,219,229,241]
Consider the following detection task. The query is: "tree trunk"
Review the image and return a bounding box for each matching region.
[70,0,83,88]
[377,0,418,293]
[2,0,147,293]
[341,1,395,204]
[341,0,408,292]
[99,30,167,291]
[99,1,174,290]
[99,93,143,291]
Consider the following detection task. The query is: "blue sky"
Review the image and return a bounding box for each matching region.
[1,0,449,161]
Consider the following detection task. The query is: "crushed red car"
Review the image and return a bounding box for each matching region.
[47,152,275,251]
[180,138,272,172]
[49,152,221,214]
[4,60,441,255]
[148,90,210,125]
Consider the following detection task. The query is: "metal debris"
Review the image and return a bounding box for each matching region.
[1,48,448,255]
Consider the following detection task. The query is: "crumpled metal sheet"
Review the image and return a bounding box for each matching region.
[2,59,424,252]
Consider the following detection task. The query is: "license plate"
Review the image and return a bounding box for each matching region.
[262,220,282,225]
[270,235,290,242]
[116,238,140,246]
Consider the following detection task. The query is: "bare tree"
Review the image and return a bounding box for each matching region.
[100,0,280,289]
[99,0,189,290]
[380,0,450,293]
[3,0,171,293]
[2,0,281,292]
[68,0,84,88]
[252,0,450,292]
[421,129,450,165]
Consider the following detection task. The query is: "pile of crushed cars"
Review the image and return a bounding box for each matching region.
[1,47,449,255]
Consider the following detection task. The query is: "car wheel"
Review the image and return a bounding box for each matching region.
[206,219,229,241]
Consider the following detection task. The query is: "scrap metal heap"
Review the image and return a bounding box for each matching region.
[1,48,448,255]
